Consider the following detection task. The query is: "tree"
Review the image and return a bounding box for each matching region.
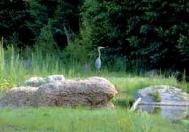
[81,0,189,71]
[0,0,30,47]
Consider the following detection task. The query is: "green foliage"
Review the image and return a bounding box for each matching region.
[148,92,161,102]
[177,34,189,57]
[55,0,81,33]
[81,0,189,71]
[26,0,49,38]
[114,95,135,108]
[63,38,91,64]
[0,79,13,92]
[0,0,189,72]
[34,20,58,55]
[0,0,29,46]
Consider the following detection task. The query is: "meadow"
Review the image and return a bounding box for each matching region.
[0,40,189,132]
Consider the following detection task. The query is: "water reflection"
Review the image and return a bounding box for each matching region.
[138,105,189,120]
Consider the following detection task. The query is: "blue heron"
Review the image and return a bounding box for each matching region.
[95,46,105,70]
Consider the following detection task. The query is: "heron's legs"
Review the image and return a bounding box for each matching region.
[95,69,101,76]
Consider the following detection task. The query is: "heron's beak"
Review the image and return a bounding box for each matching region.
[98,46,105,49]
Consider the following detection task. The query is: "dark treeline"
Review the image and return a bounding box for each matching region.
[0,0,188,73]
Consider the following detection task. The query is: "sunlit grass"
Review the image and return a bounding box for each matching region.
[0,107,187,132]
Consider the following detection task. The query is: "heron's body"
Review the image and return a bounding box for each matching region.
[95,57,101,70]
[95,46,105,70]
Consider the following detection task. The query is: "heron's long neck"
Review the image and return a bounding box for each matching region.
[98,48,101,58]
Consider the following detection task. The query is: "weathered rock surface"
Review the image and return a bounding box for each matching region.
[137,85,189,120]
[24,75,65,87]
[34,77,118,107]
[24,77,45,87]
[0,87,38,107]
[137,85,189,104]
[0,76,117,108]
[46,75,65,82]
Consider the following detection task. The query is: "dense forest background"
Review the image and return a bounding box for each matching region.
[0,0,188,73]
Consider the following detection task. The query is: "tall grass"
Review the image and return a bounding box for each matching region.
[0,38,84,90]
[0,38,188,92]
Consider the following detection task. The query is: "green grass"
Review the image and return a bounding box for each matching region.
[0,39,189,131]
[0,107,188,132]
[148,92,161,102]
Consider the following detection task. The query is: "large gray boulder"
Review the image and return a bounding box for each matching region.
[137,85,189,104]
[137,85,189,120]
[0,77,117,108]
[34,77,118,107]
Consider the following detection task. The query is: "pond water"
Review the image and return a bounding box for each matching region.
[138,104,189,120]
